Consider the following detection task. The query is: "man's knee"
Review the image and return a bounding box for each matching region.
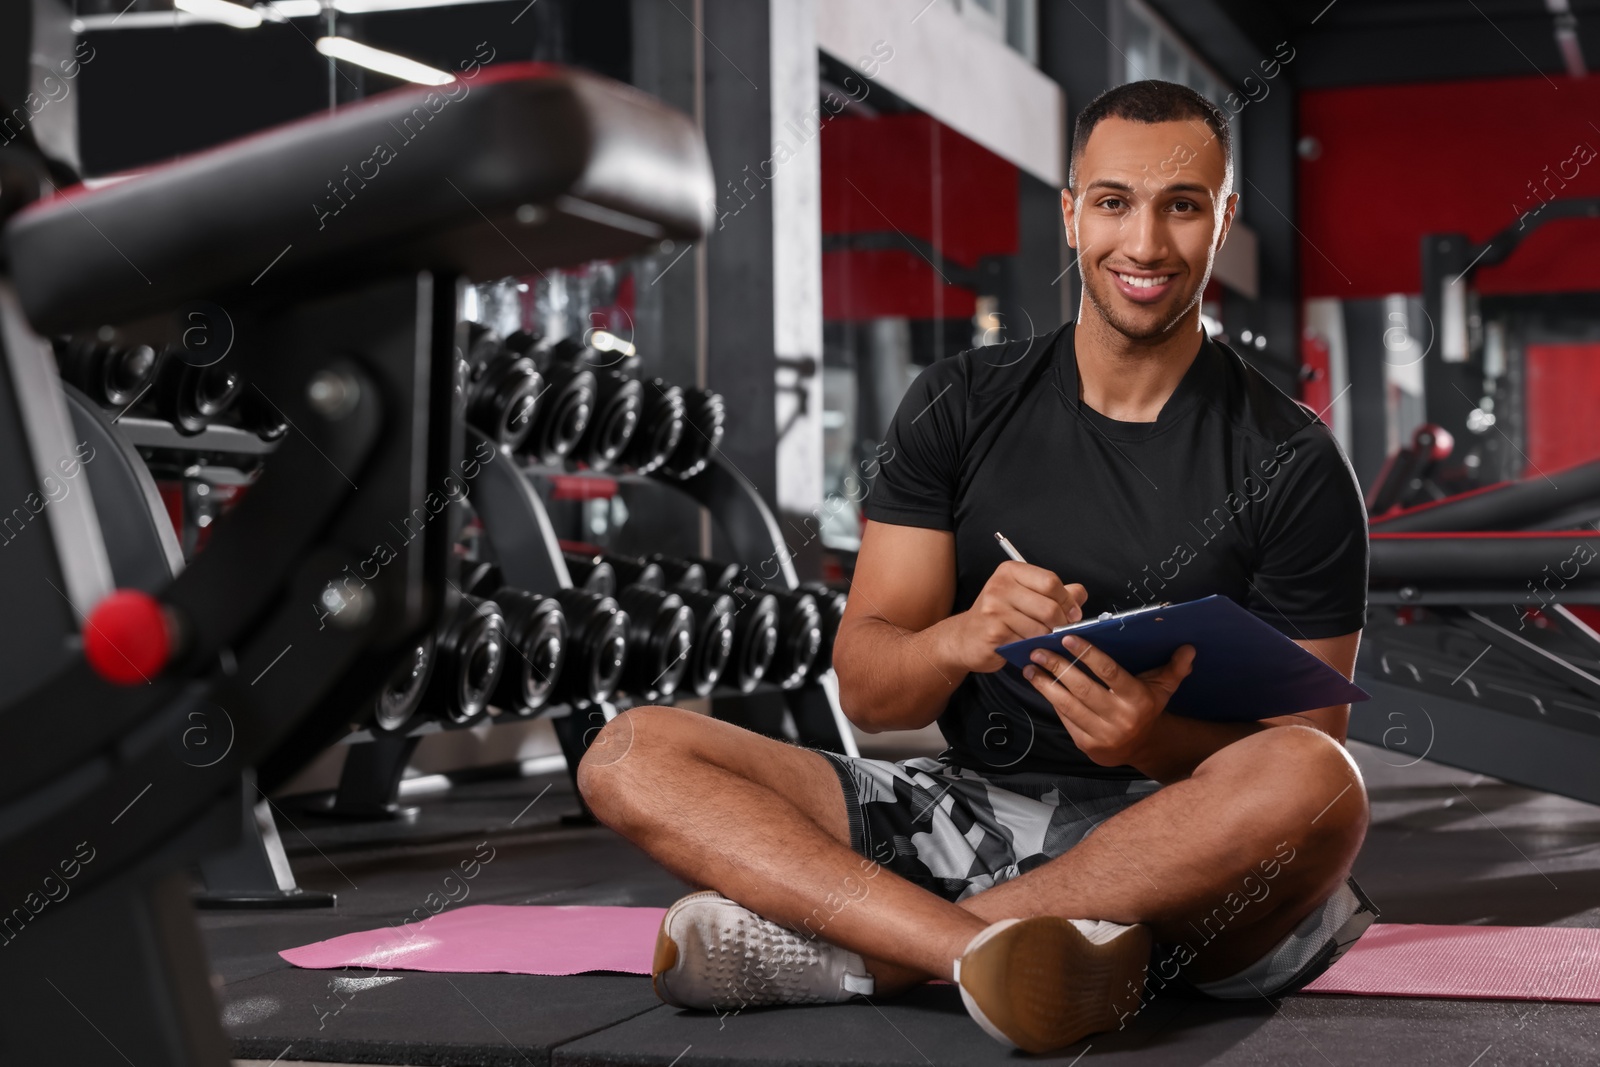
[575,704,679,818]
[1211,725,1367,857]
[1253,726,1368,878]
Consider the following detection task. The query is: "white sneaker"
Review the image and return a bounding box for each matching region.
[651,890,876,1010]
[954,915,1151,1053]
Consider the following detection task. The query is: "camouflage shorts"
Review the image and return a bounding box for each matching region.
[815,751,1377,998]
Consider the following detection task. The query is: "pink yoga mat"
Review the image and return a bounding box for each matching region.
[1303,923,1600,1001]
[284,910,1600,1004]
[281,905,666,975]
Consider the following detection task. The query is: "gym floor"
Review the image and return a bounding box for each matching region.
[212,735,1600,1067]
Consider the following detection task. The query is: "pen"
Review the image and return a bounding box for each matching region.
[995,531,1122,623]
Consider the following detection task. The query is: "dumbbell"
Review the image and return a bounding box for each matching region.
[490,587,567,716]
[56,337,159,409]
[604,553,665,592]
[650,555,708,594]
[657,387,726,480]
[677,589,736,697]
[581,369,643,470]
[369,634,436,735]
[724,588,779,693]
[615,585,695,702]
[544,338,643,470]
[235,388,289,442]
[562,550,617,596]
[620,378,685,474]
[506,332,596,466]
[551,588,630,705]
[676,556,743,593]
[152,347,246,434]
[463,326,543,452]
[750,588,822,690]
[799,581,847,682]
[421,595,508,727]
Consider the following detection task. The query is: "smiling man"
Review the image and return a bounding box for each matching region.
[577,81,1376,1053]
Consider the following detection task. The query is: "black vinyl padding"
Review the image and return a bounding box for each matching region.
[1373,457,1600,533]
[2,64,712,335]
[1370,532,1600,583]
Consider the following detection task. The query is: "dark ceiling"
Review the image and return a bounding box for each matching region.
[1190,0,1600,87]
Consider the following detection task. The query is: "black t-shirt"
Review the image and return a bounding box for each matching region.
[862,323,1369,778]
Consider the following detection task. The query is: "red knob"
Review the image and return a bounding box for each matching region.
[84,590,173,685]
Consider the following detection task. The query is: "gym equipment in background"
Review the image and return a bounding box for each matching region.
[0,62,713,1067]
[152,347,246,435]
[1352,445,1600,806]
[424,595,509,728]
[682,555,743,593]
[463,326,544,452]
[726,589,780,693]
[55,336,159,409]
[619,377,685,474]
[761,587,823,690]
[678,589,736,697]
[563,549,618,596]
[615,585,695,702]
[544,337,643,471]
[518,335,596,466]
[235,387,290,442]
[800,581,848,684]
[551,588,631,706]
[657,386,726,480]
[1364,423,1456,518]
[1415,195,1600,490]
[370,637,436,735]
[652,554,708,593]
[604,552,666,592]
[491,587,567,717]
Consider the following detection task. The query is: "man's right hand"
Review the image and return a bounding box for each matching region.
[943,561,1088,673]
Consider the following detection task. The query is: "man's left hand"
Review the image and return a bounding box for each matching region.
[1023,636,1196,768]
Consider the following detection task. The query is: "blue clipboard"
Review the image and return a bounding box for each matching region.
[995,594,1368,722]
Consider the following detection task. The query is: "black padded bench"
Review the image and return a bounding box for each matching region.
[0,64,711,1067]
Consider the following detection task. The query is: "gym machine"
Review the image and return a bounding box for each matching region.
[1349,198,1600,804]
[0,64,715,1066]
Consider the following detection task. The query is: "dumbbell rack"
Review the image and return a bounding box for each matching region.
[320,427,858,820]
[108,408,856,905]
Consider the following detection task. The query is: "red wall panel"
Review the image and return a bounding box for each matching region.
[820,113,1016,320]
[821,113,1018,269]
[1298,75,1600,299]
[822,249,977,322]
[1524,342,1600,477]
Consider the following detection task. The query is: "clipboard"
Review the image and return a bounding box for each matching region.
[995,594,1368,722]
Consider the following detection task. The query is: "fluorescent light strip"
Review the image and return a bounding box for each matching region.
[76,0,516,31]
[315,36,455,85]
[174,0,263,27]
[335,0,508,12]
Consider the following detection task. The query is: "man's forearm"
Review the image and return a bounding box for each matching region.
[834,616,971,732]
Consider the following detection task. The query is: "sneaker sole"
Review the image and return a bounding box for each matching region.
[651,889,725,1007]
[956,916,1152,1053]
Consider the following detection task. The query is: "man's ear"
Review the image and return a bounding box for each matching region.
[1213,190,1239,252]
[1061,188,1078,250]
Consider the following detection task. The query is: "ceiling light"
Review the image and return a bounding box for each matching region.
[314,37,456,86]
[174,0,263,28]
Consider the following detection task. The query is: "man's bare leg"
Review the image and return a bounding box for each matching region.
[577,706,987,983]
[877,723,1368,993]
[577,709,1366,994]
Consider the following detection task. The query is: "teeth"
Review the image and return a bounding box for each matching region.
[1116,272,1172,289]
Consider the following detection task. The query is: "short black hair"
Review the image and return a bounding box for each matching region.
[1068,80,1232,196]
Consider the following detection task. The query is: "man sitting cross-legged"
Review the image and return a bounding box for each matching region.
[577,79,1377,1053]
